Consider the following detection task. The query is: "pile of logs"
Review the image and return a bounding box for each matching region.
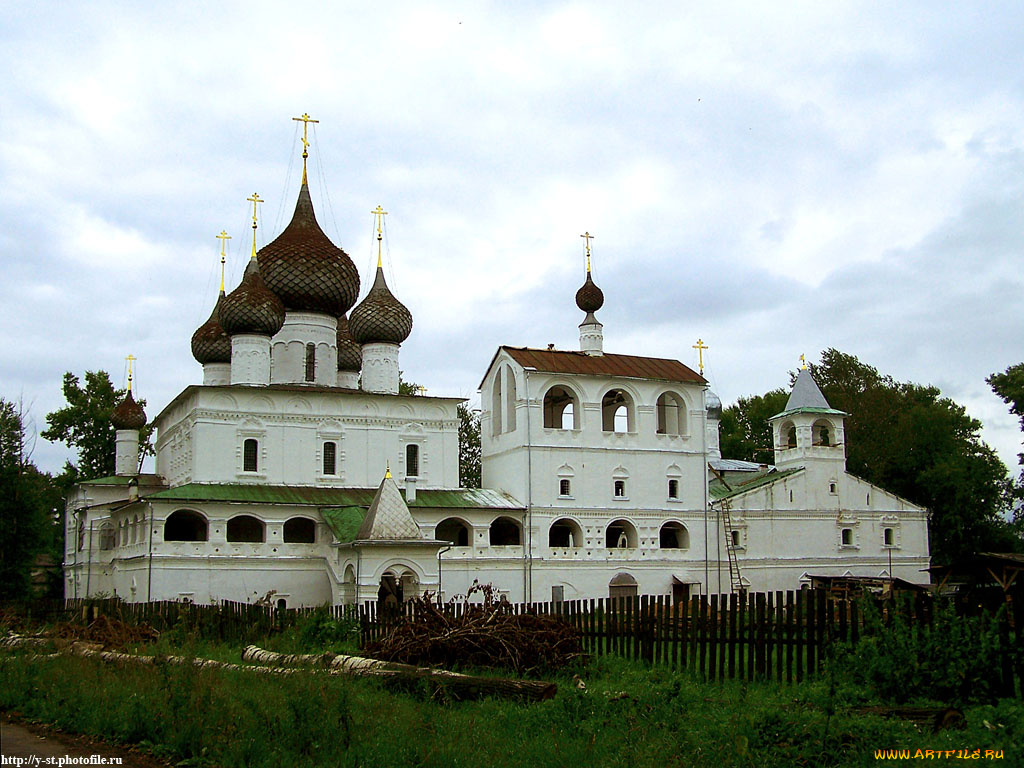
[50,614,159,650]
[363,587,586,674]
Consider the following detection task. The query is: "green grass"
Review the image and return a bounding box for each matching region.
[1,646,1020,767]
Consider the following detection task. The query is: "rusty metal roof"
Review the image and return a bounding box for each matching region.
[145,483,522,509]
[497,346,705,385]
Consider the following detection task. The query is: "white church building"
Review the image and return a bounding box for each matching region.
[63,141,930,608]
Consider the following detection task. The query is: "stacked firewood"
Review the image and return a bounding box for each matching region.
[364,584,585,674]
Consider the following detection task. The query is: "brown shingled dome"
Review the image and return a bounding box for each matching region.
[111,391,147,430]
[336,314,362,372]
[349,266,413,345]
[190,293,231,364]
[258,184,361,315]
[575,272,604,313]
[219,258,286,337]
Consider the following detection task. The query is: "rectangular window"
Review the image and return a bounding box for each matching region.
[559,478,571,496]
[406,444,419,477]
[668,479,679,499]
[841,528,852,546]
[243,439,258,472]
[551,585,564,603]
[883,527,894,546]
[305,343,316,382]
[613,479,626,498]
[323,441,337,475]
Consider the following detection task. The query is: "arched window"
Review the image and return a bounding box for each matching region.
[436,518,471,546]
[226,515,265,543]
[812,419,833,446]
[505,367,517,432]
[406,444,420,477]
[305,343,316,382]
[613,479,627,498]
[883,527,894,546]
[659,522,689,549]
[491,370,503,436]
[164,510,208,542]
[543,386,579,429]
[841,528,853,546]
[99,523,115,551]
[243,439,259,472]
[283,517,316,543]
[609,572,638,599]
[668,479,679,499]
[559,478,572,497]
[779,421,796,449]
[323,441,337,475]
[549,518,583,548]
[656,392,686,435]
[602,389,634,433]
[606,519,638,549]
[489,516,521,546]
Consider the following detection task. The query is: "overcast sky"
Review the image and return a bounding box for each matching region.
[1,1,1022,476]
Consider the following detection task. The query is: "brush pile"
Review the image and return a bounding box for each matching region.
[363,583,585,674]
[50,614,159,651]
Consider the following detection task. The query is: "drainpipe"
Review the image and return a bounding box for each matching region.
[147,503,155,602]
[524,367,535,603]
[437,545,452,598]
[85,517,94,599]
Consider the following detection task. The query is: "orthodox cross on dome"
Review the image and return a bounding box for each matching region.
[125,354,136,393]
[416,385,428,396]
[216,230,231,292]
[246,193,264,259]
[292,112,319,184]
[800,354,807,370]
[385,461,392,479]
[692,338,708,375]
[371,205,388,267]
[580,231,594,273]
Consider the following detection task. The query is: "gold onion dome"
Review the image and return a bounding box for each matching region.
[257,183,361,314]
[575,272,604,313]
[219,258,286,337]
[191,293,231,364]
[349,266,413,345]
[111,391,147,430]
[336,314,362,372]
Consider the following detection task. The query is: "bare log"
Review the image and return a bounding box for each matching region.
[241,645,335,667]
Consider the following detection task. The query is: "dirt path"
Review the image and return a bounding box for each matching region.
[1,717,172,767]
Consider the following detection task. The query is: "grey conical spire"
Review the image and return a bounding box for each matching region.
[785,368,832,411]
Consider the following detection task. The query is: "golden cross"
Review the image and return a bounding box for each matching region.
[292,113,319,182]
[125,354,136,392]
[216,230,231,292]
[692,338,708,375]
[246,193,263,258]
[372,205,388,267]
[580,231,594,272]
[416,385,428,396]
[800,354,807,370]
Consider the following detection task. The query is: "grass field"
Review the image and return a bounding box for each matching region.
[1,637,1020,767]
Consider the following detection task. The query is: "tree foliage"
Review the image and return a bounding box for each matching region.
[41,371,153,481]
[721,349,1019,564]
[718,389,788,466]
[458,404,481,488]
[0,399,62,599]
[988,362,1024,487]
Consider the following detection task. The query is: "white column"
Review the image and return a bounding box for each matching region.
[231,334,272,386]
[360,342,400,394]
[202,362,231,386]
[115,429,140,476]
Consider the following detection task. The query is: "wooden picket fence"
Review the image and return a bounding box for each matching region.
[4,589,1020,692]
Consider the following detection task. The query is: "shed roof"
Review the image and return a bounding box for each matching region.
[483,346,705,388]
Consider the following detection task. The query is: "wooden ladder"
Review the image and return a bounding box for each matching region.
[720,498,744,594]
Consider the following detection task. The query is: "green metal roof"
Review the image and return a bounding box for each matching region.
[320,506,366,543]
[710,467,804,501]
[770,406,847,420]
[145,483,523,510]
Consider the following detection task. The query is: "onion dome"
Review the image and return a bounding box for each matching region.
[219,258,286,337]
[191,293,231,364]
[257,183,360,314]
[706,389,723,419]
[575,272,604,313]
[111,391,146,430]
[336,314,362,372]
[349,266,413,345]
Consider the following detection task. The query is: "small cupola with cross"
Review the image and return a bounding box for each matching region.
[769,358,847,469]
